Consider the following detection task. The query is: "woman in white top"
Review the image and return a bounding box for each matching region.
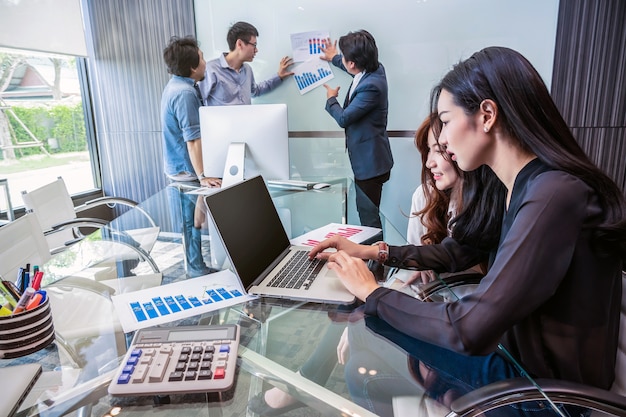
[404,113,464,286]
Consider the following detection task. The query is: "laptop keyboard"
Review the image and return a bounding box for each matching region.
[267,251,326,290]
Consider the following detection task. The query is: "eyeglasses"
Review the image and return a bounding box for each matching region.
[243,40,257,49]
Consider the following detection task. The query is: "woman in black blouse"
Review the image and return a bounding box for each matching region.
[309,46,626,413]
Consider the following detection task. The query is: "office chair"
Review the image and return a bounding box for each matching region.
[21,177,159,274]
[389,271,626,416]
[0,212,50,281]
[0,213,130,366]
[444,270,626,417]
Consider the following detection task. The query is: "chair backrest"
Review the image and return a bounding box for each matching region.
[0,213,51,282]
[611,271,626,396]
[21,178,77,252]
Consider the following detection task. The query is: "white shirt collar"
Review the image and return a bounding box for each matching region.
[349,71,365,98]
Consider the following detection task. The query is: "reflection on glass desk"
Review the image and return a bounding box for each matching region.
[0,178,582,417]
[0,178,382,416]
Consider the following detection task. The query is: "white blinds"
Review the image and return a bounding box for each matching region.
[0,0,87,56]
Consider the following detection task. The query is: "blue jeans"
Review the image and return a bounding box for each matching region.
[344,315,588,417]
[166,183,209,276]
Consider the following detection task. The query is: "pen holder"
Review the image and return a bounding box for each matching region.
[0,298,55,359]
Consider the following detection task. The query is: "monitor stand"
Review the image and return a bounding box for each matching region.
[221,142,246,188]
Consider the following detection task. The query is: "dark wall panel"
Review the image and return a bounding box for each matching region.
[551,0,626,192]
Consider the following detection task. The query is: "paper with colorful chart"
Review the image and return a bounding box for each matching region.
[111,270,254,332]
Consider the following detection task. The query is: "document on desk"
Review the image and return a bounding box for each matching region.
[185,187,220,195]
[111,270,255,333]
[290,223,381,247]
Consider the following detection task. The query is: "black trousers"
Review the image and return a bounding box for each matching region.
[354,171,390,230]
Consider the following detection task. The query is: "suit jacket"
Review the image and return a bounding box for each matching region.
[325,55,393,180]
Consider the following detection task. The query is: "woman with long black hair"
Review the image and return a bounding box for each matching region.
[310,46,626,415]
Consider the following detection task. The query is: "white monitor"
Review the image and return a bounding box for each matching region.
[199,103,289,181]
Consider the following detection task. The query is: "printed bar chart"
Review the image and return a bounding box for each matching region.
[291,30,330,62]
[308,38,326,55]
[112,271,254,332]
[293,60,334,94]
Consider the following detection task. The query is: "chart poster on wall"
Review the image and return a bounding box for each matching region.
[290,30,330,62]
[111,270,255,333]
[293,59,334,95]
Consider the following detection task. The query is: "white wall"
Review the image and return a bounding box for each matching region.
[194,0,560,236]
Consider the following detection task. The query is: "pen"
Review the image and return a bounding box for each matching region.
[16,267,24,292]
[0,304,12,316]
[35,290,47,303]
[32,271,44,291]
[23,271,30,291]
[0,282,18,308]
[26,293,43,310]
[12,287,35,315]
[23,264,31,293]
[2,280,21,301]
[0,281,19,303]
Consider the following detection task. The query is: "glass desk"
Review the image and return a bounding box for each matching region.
[0,179,604,417]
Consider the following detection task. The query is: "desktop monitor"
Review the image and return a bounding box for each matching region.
[199,103,289,181]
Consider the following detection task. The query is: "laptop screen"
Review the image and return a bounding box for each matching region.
[204,176,292,288]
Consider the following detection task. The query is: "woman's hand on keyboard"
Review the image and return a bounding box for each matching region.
[309,236,378,261]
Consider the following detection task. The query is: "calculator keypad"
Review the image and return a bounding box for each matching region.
[108,325,239,397]
[116,341,231,386]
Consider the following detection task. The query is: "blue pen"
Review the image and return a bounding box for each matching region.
[24,263,30,291]
[16,267,24,292]
[23,271,30,291]
[35,290,47,303]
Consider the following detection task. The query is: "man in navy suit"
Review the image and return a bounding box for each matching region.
[322,30,393,229]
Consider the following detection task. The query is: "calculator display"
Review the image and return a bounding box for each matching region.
[168,328,229,341]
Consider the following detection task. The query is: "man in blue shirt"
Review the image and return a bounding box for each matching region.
[161,36,221,277]
[198,21,294,106]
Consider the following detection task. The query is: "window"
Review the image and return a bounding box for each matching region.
[0,48,98,219]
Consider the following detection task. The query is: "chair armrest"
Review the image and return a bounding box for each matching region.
[417,271,484,300]
[45,218,110,252]
[76,196,157,227]
[448,377,626,416]
[76,196,138,210]
[47,275,116,298]
[45,222,161,273]
[46,217,109,233]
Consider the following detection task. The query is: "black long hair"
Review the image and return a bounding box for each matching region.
[431,46,626,259]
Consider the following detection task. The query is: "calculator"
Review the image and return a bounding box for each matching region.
[108,324,239,396]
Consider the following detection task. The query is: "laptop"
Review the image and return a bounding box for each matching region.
[204,176,356,304]
[0,363,42,417]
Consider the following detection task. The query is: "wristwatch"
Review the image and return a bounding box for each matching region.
[372,241,389,263]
